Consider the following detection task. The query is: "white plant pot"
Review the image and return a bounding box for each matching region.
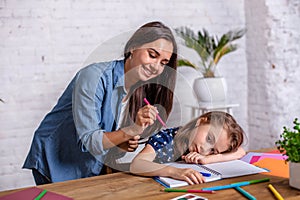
[289,162,300,190]
[193,77,227,103]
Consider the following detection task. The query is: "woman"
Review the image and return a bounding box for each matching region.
[130,111,246,185]
[23,21,178,185]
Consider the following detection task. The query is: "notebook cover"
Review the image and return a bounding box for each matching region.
[0,187,73,200]
[253,158,289,178]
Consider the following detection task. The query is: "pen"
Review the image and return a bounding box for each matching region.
[143,98,167,128]
[202,178,270,191]
[268,184,284,200]
[34,189,47,200]
[235,186,256,200]
[200,172,211,177]
[163,188,215,194]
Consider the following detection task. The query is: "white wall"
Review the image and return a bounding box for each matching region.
[245,0,300,149]
[1,0,297,191]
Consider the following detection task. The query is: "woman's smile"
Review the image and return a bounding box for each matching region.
[142,64,157,78]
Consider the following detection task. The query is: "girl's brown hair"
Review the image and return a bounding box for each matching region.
[122,21,178,137]
[173,111,245,160]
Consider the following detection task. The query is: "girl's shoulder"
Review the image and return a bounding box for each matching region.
[155,126,180,137]
[148,127,180,146]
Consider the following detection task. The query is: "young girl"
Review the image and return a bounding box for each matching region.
[130,111,246,185]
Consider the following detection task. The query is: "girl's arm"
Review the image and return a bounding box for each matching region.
[130,144,205,185]
[183,147,246,165]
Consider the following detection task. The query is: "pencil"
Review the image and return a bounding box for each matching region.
[200,172,211,177]
[202,178,270,191]
[143,98,167,128]
[235,186,256,200]
[163,188,215,194]
[268,184,284,200]
[34,189,47,200]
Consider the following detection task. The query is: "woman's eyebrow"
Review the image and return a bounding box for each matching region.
[149,48,160,55]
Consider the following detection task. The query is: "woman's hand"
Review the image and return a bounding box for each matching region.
[118,135,140,152]
[135,104,158,129]
[121,105,158,137]
[169,167,205,185]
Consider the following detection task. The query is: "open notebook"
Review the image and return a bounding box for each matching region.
[155,159,268,188]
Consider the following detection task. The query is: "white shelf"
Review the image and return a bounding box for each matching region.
[186,102,239,118]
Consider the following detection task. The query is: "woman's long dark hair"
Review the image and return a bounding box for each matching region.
[122,21,178,137]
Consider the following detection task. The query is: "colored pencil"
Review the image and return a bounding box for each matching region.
[202,178,270,191]
[143,98,167,127]
[163,188,215,194]
[268,184,284,200]
[235,186,256,200]
[34,189,47,200]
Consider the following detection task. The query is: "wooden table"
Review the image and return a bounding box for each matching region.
[0,172,299,200]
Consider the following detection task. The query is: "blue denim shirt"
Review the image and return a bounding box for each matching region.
[23,60,126,182]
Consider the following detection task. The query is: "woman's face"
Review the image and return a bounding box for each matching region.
[189,123,230,156]
[124,38,173,85]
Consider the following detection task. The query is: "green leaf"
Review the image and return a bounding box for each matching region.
[175,26,245,77]
[275,118,300,163]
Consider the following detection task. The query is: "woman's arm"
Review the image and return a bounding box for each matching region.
[183,147,246,165]
[130,144,205,185]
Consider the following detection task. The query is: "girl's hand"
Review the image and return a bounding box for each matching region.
[118,135,140,152]
[182,152,206,164]
[170,167,205,185]
[183,147,246,164]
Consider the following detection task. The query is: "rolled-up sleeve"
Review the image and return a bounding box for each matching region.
[72,63,109,157]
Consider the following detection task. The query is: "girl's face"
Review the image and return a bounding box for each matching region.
[124,38,173,85]
[188,123,230,156]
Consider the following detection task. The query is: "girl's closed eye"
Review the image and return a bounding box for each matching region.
[206,132,215,144]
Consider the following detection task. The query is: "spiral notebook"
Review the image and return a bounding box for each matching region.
[155,159,268,188]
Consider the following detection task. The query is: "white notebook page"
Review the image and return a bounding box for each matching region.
[204,159,268,178]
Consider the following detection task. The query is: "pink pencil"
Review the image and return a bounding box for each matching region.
[143,98,167,128]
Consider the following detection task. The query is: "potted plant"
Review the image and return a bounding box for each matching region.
[275,118,300,190]
[175,27,245,103]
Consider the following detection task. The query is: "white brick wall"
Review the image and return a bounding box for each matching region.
[2,0,297,191]
[246,0,300,149]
